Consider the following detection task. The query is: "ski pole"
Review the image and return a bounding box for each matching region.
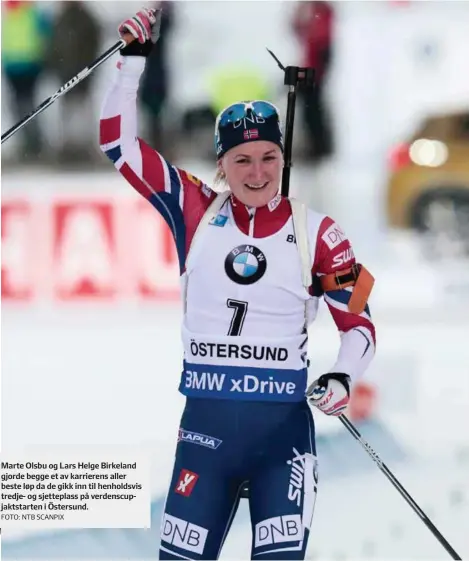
[339,414,462,560]
[1,35,132,145]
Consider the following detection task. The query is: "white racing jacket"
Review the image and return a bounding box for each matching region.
[99,56,376,403]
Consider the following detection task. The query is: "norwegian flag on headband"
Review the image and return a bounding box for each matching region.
[243,129,259,140]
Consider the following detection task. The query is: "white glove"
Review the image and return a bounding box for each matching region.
[118,7,161,45]
[306,373,351,416]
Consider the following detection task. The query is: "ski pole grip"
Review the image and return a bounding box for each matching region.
[121,33,135,45]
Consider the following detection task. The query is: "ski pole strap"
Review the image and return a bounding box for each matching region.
[289,198,312,289]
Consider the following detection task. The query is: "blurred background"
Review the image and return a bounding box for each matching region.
[1,0,469,559]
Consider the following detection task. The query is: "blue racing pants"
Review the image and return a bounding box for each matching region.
[159,398,318,560]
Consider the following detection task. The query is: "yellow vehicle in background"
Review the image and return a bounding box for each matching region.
[386,110,469,254]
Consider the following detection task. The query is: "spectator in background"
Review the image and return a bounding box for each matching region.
[139,1,175,157]
[2,0,51,162]
[208,66,272,118]
[292,1,334,163]
[179,65,272,160]
[48,1,101,167]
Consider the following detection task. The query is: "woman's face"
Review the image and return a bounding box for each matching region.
[219,141,283,207]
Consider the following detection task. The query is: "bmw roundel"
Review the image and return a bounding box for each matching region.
[225,245,267,285]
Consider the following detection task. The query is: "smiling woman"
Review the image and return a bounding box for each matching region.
[213,100,285,206]
[218,141,283,207]
[99,7,376,561]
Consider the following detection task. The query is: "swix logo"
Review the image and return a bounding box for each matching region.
[287,448,309,507]
[175,469,199,497]
[50,68,90,102]
[332,247,355,268]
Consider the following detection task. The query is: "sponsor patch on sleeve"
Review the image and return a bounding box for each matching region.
[186,172,202,187]
[321,222,347,250]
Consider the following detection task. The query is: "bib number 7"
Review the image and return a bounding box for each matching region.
[227,299,248,336]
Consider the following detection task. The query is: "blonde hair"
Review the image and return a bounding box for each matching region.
[213,168,230,192]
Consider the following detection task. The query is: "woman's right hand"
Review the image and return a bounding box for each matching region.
[118,7,162,55]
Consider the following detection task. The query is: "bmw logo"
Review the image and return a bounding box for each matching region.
[225,245,267,285]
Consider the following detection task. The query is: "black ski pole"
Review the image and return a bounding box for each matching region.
[1,35,133,145]
[339,414,462,560]
[267,49,315,197]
